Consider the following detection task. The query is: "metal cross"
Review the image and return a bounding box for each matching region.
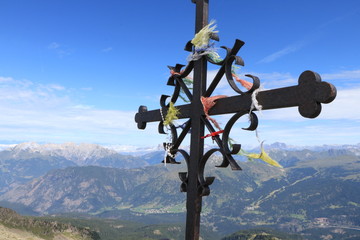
[134,1,337,239]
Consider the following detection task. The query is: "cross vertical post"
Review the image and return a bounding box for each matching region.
[186,1,208,239]
[134,0,337,239]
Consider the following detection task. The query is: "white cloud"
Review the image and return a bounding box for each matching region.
[258,41,306,63]
[48,42,60,49]
[0,77,14,83]
[47,84,65,91]
[257,121,360,146]
[0,76,140,145]
[249,72,296,88]
[317,87,360,120]
[81,87,93,91]
[47,42,71,58]
[0,67,358,147]
[101,47,113,52]
[206,69,298,97]
[0,78,68,109]
[321,70,360,81]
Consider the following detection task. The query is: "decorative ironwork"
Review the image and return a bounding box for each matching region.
[134,1,336,239]
[136,40,337,188]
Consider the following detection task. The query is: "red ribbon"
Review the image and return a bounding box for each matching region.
[170,69,183,76]
[201,130,224,139]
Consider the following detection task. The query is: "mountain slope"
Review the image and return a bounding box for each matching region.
[221,228,303,240]
[0,166,169,214]
[0,142,152,194]
[0,159,285,216]
[0,149,76,194]
[0,207,99,240]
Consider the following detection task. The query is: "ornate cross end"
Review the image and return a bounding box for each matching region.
[135,106,148,130]
[297,70,337,118]
[246,70,337,119]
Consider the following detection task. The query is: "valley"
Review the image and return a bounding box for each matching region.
[0,142,360,239]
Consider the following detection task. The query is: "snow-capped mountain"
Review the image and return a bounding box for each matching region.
[0,142,154,193]
[105,144,164,156]
[8,142,122,166]
[0,142,154,170]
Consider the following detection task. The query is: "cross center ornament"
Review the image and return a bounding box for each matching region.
[134,1,336,239]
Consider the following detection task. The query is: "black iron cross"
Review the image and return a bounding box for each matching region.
[135,1,336,239]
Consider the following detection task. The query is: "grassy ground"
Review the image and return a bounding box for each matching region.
[0,224,89,240]
[0,224,45,240]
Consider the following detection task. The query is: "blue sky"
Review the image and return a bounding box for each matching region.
[0,0,359,149]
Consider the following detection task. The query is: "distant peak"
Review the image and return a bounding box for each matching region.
[11,142,41,152]
[8,142,118,164]
[269,142,288,149]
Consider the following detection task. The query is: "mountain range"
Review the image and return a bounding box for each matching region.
[0,142,156,194]
[1,142,360,239]
[5,142,151,167]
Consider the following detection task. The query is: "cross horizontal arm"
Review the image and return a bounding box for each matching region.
[135,71,336,129]
[214,71,336,118]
